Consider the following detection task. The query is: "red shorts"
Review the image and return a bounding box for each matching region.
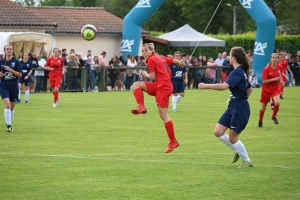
[50,77,62,89]
[260,90,281,104]
[145,82,172,108]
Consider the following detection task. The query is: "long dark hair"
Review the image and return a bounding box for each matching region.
[231,47,251,78]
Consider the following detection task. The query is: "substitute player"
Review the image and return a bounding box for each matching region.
[130,43,185,153]
[17,52,32,104]
[0,45,22,132]
[259,53,283,127]
[171,51,187,112]
[198,47,253,168]
[45,48,64,107]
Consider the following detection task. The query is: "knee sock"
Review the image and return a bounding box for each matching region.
[177,95,183,103]
[4,108,11,126]
[164,120,176,143]
[25,90,29,102]
[53,91,58,103]
[232,140,250,162]
[272,105,279,118]
[18,89,21,100]
[172,96,177,110]
[218,134,236,152]
[259,109,265,122]
[133,88,144,107]
[11,110,14,123]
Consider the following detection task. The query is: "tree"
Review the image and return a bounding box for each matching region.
[70,0,97,7]
[14,0,37,6]
[40,0,69,6]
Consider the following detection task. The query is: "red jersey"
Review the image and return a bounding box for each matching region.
[280,58,288,74]
[262,64,281,93]
[146,54,173,90]
[46,56,64,79]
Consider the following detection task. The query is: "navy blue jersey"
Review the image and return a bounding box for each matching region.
[225,66,248,101]
[171,64,186,81]
[20,60,32,77]
[0,58,22,82]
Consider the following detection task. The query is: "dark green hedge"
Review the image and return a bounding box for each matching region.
[152,32,300,58]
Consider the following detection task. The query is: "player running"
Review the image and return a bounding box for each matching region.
[45,48,64,107]
[198,47,253,168]
[0,45,22,132]
[17,52,32,104]
[171,51,187,112]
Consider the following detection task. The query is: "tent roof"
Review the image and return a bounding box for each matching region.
[157,24,225,47]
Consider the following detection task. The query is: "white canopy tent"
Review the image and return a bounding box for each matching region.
[0,32,53,57]
[157,24,225,47]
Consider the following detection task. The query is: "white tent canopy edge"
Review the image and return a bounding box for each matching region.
[157,24,225,47]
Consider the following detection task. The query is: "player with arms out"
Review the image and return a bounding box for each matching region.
[0,45,22,132]
[171,51,188,112]
[45,48,64,107]
[259,53,283,127]
[17,52,32,104]
[130,43,185,153]
[198,47,253,168]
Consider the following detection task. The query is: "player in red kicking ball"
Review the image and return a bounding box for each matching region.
[130,43,185,153]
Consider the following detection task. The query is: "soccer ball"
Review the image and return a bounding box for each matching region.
[81,24,97,41]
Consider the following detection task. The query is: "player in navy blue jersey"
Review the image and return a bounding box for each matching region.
[171,51,187,112]
[17,52,32,104]
[0,45,22,132]
[198,47,253,168]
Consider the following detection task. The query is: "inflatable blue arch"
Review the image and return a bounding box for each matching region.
[121,0,277,82]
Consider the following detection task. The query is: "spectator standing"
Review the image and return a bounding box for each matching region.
[83,50,92,61]
[207,58,218,83]
[249,71,261,88]
[126,55,137,90]
[66,54,79,91]
[77,53,85,91]
[98,51,108,90]
[215,53,225,82]
[41,51,49,92]
[35,54,46,93]
[108,56,122,91]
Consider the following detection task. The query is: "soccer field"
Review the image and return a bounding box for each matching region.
[0,87,299,199]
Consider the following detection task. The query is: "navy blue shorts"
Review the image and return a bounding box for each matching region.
[172,80,185,93]
[18,77,30,86]
[0,81,19,102]
[218,100,250,133]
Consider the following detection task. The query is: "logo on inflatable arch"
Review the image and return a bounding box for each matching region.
[254,42,268,56]
[240,0,254,9]
[120,39,135,52]
[136,0,151,8]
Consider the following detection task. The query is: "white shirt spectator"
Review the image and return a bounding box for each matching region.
[35,58,46,76]
[249,72,261,88]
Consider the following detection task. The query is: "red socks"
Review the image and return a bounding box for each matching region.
[259,109,265,122]
[272,105,279,118]
[165,120,176,143]
[53,91,58,103]
[133,88,144,107]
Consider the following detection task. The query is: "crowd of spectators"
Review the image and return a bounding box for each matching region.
[0,47,299,92]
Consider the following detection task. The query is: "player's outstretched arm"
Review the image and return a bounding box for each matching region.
[198,82,229,91]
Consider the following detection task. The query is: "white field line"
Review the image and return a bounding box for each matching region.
[0,152,298,169]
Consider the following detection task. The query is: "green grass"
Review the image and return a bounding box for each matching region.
[0,87,299,200]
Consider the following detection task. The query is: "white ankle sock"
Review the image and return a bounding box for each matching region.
[233,140,251,162]
[218,134,236,152]
[11,110,14,123]
[172,96,177,110]
[25,90,29,101]
[4,108,11,126]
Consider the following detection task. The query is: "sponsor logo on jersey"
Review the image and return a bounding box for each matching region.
[120,39,134,52]
[136,0,151,8]
[174,71,183,77]
[240,0,253,9]
[254,42,267,56]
